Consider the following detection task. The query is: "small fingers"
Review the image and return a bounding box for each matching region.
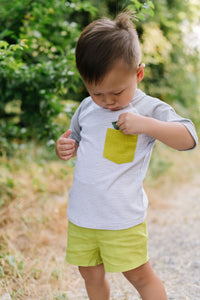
[118,126,127,134]
[60,153,74,161]
[60,148,74,156]
[59,137,75,146]
[117,119,125,131]
[58,146,75,159]
[58,144,75,151]
[56,138,75,160]
[59,149,74,160]
[117,113,127,127]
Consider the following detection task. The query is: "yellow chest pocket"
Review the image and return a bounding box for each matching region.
[103,128,138,164]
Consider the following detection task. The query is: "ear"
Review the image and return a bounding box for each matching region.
[137,63,145,83]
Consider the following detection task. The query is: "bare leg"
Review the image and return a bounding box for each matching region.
[123,261,167,300]
[79,264,110,300]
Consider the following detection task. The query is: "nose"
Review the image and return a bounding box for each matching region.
[104,95,115,106]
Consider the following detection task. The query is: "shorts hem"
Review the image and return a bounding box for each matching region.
[66,256,150,273]
[104,256,150,273]
[66,256,103,268]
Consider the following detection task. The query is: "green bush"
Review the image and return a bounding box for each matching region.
[0,0,97,147]
[0,0,199,154]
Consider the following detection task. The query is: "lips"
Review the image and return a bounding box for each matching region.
[106,107,120,111]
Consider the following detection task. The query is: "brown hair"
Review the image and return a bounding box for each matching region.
[75,11,141,84]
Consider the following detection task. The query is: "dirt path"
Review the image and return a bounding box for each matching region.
[1,149,200,300]
[65,173,200,300]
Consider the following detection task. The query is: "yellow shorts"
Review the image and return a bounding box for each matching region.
[66,221,149,273]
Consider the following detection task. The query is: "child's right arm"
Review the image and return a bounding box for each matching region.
[55,129,78,161]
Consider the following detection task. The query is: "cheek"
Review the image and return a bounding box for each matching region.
[119,91,135,105]
[128,87,137,101]
[92,97,105,108]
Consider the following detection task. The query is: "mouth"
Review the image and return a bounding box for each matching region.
[105,106,120,111]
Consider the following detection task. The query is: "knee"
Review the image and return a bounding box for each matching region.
[79,266,93,282]
[123,270,144,287]
[123,262,153,288]
[79,264,106,284]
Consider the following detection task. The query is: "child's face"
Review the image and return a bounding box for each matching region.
[84,59,144,111]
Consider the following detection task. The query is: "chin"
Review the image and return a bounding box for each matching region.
[108,107,120,111]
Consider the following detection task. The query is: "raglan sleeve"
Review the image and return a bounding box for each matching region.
[151,99,198,149]
[69,103,82,145]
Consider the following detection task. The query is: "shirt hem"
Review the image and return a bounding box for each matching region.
[67,215,146,230]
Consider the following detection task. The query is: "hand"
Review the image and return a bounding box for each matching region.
[55,129,76,161]
[117,112,146,135]
[118,113,196,150]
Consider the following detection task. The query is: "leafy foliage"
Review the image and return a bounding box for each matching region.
[0,0,97,148]
[0,0,199,153]
[127,0,155,20]
[139,0,200,116]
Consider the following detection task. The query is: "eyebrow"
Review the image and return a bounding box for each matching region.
[112,88,125,94]
[92,87,126,95]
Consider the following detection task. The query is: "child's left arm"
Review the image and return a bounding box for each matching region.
[117,112,196,150]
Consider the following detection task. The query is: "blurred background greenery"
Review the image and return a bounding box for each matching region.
[0,0,200,155]
[0,2,200,297]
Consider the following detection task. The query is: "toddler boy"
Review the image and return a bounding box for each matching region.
[56,12,198,300]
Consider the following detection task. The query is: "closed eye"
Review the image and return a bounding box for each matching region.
[113,89,124,95]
